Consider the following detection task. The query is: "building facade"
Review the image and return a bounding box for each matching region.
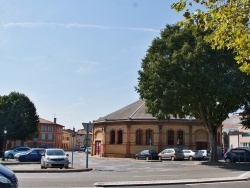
[26,118,64,148]
[222,114,250,148]
[92,100,223,158]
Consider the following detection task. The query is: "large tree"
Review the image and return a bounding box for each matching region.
[136,24,250,162]
[0,92,39,144]
[171,0,250,73]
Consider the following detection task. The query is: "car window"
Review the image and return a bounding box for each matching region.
[47,150,65,156]
[31,150,37,154]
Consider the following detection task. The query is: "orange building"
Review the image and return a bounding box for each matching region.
[92,99,223,158]
[26,118,64,148]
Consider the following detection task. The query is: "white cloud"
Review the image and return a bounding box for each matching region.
[1,22,159,33]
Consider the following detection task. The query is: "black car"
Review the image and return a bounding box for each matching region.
[0,164,18,188]
[135,150,158,160]
[17,148,45,162]
[224,148,250,163]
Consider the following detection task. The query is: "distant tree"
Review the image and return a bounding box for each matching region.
[171,0,250,73]
[136,24,250,163]
[0,92,39,144]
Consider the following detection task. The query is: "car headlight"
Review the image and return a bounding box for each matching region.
[0,174,12,184]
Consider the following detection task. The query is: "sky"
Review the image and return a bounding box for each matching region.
[0,0,187,130]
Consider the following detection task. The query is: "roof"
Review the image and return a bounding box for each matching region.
[95,99,195,122]
[96,99,155,122]
[222,114,242,127]
[39,118,64,127]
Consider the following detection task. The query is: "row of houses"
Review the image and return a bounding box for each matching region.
[6,99,250,158]
[8,118,92,152]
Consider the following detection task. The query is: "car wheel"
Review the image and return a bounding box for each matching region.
[203,156,207,160]
[146,156,149,160]
[225,158,231,163]
[135,156,139,160]
[171,156,175,161]
[189,156,193,161]
[7,154,13,159]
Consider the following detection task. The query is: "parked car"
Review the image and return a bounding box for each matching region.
[85,147,91,154]
[158,148,185,161]
[17,148,45,162]
[182,149,196,160]
[80,146,86,152]
[4,147,30,159]
[224,148,250,163]
[14,149,31,160]
[135,150,158,160]
[41,148,70,169]
[194,150,210,160]
[0,164,18,187]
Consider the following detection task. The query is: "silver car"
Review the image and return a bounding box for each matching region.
[158,148,185,161]
[41,148,69,169]
[182,149,196,160]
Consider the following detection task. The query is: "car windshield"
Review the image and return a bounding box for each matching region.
[47,150,65,156]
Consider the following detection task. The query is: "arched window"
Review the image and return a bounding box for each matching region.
[177,130,184,145]
[136,129,143,145]
[167,130,174,146]
[110,130,115,144]
[117,130,123,144]
[146,130,153,145]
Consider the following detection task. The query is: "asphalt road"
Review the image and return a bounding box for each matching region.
[4,151,250,187]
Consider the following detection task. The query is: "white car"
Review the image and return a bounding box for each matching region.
[182,149,196,160]
[41,148,69,169]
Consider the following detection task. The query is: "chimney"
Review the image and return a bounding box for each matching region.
[54,118,57,124]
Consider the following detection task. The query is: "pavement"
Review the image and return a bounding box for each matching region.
[1,158,250,187]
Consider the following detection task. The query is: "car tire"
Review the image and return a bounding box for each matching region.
[171,156,175,161]
[135,156,139,160]
[146,156,149,160]
[203,156,207,160]
[189,156,193,161]
[7,154,13,159]
[225,158,231,163]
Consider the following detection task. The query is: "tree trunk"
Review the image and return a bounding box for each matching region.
[209,132,218,163]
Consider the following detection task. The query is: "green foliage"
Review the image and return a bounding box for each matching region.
[0,92,39,141]
[136,24,250,161]
[171,0,250,73]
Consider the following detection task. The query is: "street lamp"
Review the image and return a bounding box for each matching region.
[2,128,7,161]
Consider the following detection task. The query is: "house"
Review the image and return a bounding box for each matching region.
[91,99,222,158]
[26,118,64,148]
[62,128,78,150]
[75,129,92,149]
[222,114,250,148]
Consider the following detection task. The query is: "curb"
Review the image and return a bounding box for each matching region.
[13,168,92,173]
[94,172,250,187]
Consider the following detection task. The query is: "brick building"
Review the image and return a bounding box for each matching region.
[92,99,222,158]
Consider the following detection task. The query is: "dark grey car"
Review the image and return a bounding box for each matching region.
[0,164,18,188]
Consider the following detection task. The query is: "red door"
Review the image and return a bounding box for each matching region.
[95,141,101,156]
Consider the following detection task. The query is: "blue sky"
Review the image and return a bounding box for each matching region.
[0,0,186,130]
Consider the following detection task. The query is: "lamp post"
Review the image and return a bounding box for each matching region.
[2,128,7,161]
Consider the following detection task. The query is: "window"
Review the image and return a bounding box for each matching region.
[117,130,123,144]
[177,130,184,145]
[110,130,115,144]
[146,130,153,145]
[136,130,143,145]
[167,130,174,145]
[48,133,53,140]
[41,133,46,140]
